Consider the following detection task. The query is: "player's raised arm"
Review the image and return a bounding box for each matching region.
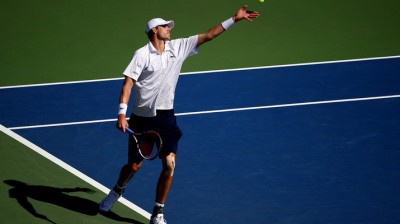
[196,5,260,47]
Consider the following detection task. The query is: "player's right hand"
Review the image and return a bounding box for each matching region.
[116,114,129,133]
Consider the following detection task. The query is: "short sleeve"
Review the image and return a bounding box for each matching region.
[122,51,146,81]
[170,35,199,59]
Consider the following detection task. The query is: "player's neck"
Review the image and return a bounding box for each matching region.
[150,38,165,53]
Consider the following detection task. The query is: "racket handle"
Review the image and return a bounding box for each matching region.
[125,127,134,135]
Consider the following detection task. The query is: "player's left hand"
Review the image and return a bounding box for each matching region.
[234,5,260,22]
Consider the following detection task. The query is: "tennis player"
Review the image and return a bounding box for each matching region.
[99,5,260,224]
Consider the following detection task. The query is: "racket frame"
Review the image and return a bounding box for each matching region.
[125,127,162,160]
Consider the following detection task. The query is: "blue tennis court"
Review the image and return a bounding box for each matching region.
[1,57,400,223]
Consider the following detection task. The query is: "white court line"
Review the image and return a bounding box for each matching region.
[10,118,117,130]
[9,94,400,130]
[0,55,399,89]
[0,124,152,220]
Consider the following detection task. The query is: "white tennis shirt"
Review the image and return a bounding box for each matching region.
[123,35,199,117]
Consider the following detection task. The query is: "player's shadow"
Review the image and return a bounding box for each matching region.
[4,179,144,224]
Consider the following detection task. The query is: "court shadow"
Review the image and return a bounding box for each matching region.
[4,179,144,224]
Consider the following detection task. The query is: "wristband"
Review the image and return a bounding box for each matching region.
[221,17,235,30]
[118,103,128,115]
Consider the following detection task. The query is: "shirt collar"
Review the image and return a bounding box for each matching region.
[148,41,172,54]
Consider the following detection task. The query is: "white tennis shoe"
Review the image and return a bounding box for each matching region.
[99,189,120,212]
[150,214,167,224]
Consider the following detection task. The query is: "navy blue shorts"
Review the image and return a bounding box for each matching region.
[127,110,182,163]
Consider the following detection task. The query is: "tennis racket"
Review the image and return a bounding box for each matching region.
[125,127,163,160]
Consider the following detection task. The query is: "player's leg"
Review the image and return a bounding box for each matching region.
[156,153,176,202]
[150,109,182,224]
[150,153,176,224]
[99,161,142,212]
[99,133,144,212]
[116,161,142,193]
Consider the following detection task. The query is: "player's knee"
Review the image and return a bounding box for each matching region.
[129,162,142,173]
[163,163,175,176]
[163,156,175,176]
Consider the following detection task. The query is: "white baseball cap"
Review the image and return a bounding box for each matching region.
[145,18,174,34]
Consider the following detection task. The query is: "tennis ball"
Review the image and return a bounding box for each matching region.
[259,0,264,3]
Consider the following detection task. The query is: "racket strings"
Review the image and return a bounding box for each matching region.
[136,132,162,159]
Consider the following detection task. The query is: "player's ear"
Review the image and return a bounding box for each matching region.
[147,29,155,40]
